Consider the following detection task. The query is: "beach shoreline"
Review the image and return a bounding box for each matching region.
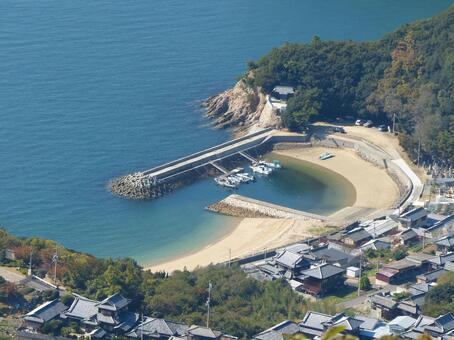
[146,132,401,273]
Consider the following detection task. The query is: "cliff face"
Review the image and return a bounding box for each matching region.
[204,80,282,135]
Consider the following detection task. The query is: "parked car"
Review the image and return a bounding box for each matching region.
[364,120,374,127]
[333,127,346,133]
[355,119,366,126]
[378,125,387,132]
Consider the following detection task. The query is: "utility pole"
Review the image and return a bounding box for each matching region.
[206,282,212,328]
[392,113,396,134]
[228,248,231,268]
[28,247,33,276]
[357,249,362,297]
[140,313,144,340]
[417,137,421,167]
[52,247,58,284]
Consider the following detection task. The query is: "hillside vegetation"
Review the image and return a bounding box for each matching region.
[247,5,454,164]
[0,229,337,338]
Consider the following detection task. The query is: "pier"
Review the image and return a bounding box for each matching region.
[109,128,295,199]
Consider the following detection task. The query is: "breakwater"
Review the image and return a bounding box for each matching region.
[109,128,292,199]
[207,194,327,221]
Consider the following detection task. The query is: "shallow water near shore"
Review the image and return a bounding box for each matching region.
[0,0,451,266]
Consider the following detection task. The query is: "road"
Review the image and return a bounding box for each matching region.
[0,266,25,283]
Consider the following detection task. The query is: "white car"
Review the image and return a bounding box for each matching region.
[355,119,365,126]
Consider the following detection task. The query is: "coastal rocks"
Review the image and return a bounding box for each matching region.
[204,79,282,134]
[207,194,325,221]
[108,173,171,200]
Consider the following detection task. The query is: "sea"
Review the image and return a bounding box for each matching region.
[0,0,452,266]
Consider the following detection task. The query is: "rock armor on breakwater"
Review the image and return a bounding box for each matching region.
[108,173,172,200]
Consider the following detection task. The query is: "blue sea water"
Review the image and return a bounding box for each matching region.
[0,0,452,265]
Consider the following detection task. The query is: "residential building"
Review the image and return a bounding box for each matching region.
[398,207,428,228]
[296,263,345,297]
[23,299,68,331]
[342,228,372,247]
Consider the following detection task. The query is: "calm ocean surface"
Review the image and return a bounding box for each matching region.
[0,0,452,265]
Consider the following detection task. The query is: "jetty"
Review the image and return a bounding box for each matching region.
[109,128,302,200]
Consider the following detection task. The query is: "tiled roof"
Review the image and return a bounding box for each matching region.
[97,293,129,311]
[253,320,300,340]
[24,299,67,324]
[400,207,428,222]
[274,250,307,269]
[65,295,98,322]
[370,294,397,309]
[300,263,344,280]
[344,228,371,242]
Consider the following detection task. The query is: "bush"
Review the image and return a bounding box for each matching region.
[359,276,372,291]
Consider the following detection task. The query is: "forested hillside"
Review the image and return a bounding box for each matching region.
[247,5,454,164]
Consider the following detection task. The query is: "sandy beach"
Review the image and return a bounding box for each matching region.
[147,129,401,273]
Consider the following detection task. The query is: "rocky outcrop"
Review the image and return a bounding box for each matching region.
[204,79,282,134]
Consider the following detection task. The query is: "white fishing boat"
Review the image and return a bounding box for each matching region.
[236,172,255,182]
[319,152,335,160]
[259,160,281,169]
[250,164,273,175]
[214,176,237,188]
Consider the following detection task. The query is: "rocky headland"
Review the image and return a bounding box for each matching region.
[203,79,282,134]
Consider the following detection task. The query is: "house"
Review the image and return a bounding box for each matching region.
[299,311,334,338]
[365,219,400,238]
[252,320,301,340]
[296,263,345,297]
[361,238,392,251]
[426,214,454,237]
[423,313,454,338]
[428,252,454,269]
[271,86,294,101]
[376,257,427,285]
[435,234,454,253]
[310,246,359,268]
[416,268,447,283]
[273,249,311,274]
[398,207,428,228]
[63,293,139,336]
[356,316,388,339]
[397,229,419,245]
[126,318,189,339]
[342,228,372,247]
[370,294,398,320]
[388,315,417,335]
[186,325,238,340]
[23,299,68,331]
[401,315,436,339]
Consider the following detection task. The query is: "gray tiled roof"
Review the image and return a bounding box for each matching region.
[126,317,189,338]
[370,294,397,309]
[399,228,418,241]
[24,299,67,324]
[426,313,454,333]
[311,247,357,265]
[97,293,129,311]
[416,269,447,283]
[65,295,98,322]
[300,311,333,331]
[344,228,371,243]
[400,207,428,222]
[300,263,344,280]
[253,320,300,340]
[187,325,218,338]
[436,235,454,247]
[274,250,307,269]
[429,253,454,266]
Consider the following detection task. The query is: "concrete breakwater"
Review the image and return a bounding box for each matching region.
[207,194,327,221]
[108,129,310,200]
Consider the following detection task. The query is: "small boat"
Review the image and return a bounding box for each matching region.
[259,160,281,169]
[319,152,335,160]
[236,172,255,183]
[250,164,273,175]
[214,176,237,188]
[227,175,242,185]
